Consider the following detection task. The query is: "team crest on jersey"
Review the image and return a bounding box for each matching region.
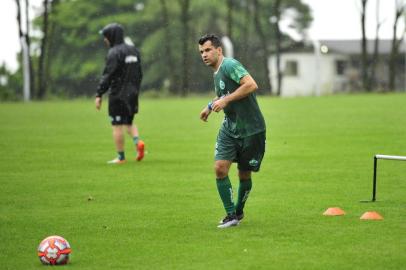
[219,80,225,90]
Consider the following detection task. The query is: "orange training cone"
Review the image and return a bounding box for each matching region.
[360,211,383,220]
[323,207,345,216]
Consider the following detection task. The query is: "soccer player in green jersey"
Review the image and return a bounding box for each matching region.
[198,34,266,228]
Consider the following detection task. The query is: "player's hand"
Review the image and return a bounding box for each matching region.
[212,98,228,112]
[95,97,102,110]
[200,107,211,122]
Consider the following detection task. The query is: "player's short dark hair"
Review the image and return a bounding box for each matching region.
[198,34,222,48]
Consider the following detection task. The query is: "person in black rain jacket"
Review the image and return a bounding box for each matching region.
[95,23,145,164]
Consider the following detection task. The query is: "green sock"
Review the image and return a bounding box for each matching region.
[133,136,139,145]
[216,176,235,215]
[235,178,252,215]
[118,151,125,161]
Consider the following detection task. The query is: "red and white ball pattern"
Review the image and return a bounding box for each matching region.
[37,235,71,265]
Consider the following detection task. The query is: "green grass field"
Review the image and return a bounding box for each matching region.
[0,94,405,269]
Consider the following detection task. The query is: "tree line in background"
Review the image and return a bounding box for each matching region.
[359,0,405,91]
[1,0,312,100]
[1,0,405,101]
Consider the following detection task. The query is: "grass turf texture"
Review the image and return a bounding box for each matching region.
[0,94,405,269]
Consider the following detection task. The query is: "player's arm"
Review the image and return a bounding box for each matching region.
[95,96,102,110]
[95,51,119,110]
[211,75,258,112]
[200,96,220,122]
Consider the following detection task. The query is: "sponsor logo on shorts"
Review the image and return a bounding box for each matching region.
[249,159,259,167]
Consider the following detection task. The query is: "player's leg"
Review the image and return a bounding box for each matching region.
[124,122,144,162]
[126,123,139,139]
[126,124,145,161]
[215,129,239,228]
[215,160,234,213]
[236,131,266,219]
[127,95,144,161]
[108,124,126,164]
[125,114,144,161]
[235,170,252,221]
[215,160,239,228]
[124,114,139,142]
[107,99,127,164]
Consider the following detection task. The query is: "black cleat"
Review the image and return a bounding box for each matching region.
[217,213,239,228]
[236,211,244,221]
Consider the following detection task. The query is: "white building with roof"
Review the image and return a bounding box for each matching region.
[268,39,406,97]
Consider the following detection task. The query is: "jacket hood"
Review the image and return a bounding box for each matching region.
[100,23,124,47]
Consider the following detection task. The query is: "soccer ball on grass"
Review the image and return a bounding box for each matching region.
[37,235,71,265]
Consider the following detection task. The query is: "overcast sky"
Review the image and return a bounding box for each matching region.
[0,0,404,71]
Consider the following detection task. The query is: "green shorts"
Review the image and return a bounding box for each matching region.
[215,129,266,172]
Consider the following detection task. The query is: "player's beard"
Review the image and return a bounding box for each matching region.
[204,56,218,68]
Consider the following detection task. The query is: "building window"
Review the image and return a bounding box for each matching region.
[284,60,298,76]
[335,60,347,75]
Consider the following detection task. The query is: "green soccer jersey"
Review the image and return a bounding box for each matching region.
[214,57,266,138]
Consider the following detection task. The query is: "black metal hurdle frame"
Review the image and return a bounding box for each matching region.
[371,154,406,202]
